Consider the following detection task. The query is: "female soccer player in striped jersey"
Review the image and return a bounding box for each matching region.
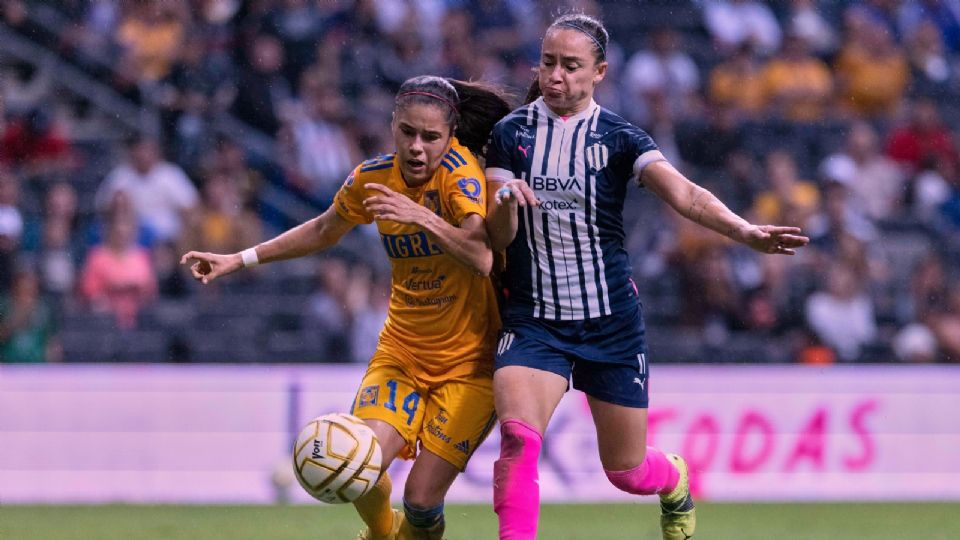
[182,76,511,540]
[484,13,809,540]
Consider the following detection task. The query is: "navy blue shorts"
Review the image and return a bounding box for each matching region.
[494,303,650,408]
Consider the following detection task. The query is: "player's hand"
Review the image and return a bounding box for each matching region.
[179,251,243,284]
[363,183,430,224]
[738,225,809,255]
[494,179,539,207]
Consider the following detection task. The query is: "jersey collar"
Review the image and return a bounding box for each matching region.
[536,97,599,124]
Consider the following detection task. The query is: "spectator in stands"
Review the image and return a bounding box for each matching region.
[905,254,960,361]
[204,137,263,209]
[623,28,701,126]
[0,270,58,363]
[260,0,326,86]
[752,150,820,228]
[155,31,236,174]
[193,170,261,255]
[930,285,960,361]
[703,0,782,56]
[114,0,187,83]
[467,0,529,63]
[677,104,747,172]
[278,68,360,202]
[708,44,765,121]
[805,261,878,361]
[760,33,834,123]
[905,19,954,96]
[886,98,960,174]
[0,169,22,294]
[893,322,939,362]
[678,244,746,338]
[834,16,910,120]
[820,122,907,221]
[786,0,839,56]
[0,107,76,180]
[19,182,80,300]
[345,263,389,364]
[302,256,353,362]
[376,25,441,92]
[0,59,53,122]
[94,135,198,246]
[898,0,960,54]
[807,173,879,248]
[80,205,158,330]
[230,33,292,135]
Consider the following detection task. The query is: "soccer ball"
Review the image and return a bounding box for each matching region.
[293,413,383,504]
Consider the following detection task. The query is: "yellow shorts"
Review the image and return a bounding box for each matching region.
[350,355,496,471]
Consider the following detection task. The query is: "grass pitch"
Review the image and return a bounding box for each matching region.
[1,502,957,539]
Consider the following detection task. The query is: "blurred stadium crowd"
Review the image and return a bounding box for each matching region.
[1,0,959,365]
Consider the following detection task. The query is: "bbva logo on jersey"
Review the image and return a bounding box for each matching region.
[586,143,609,171]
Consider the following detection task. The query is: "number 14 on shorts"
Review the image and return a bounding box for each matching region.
[358,380,421,425]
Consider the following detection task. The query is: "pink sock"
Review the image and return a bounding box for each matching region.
[604,446,679,496]
[493,419,542,540]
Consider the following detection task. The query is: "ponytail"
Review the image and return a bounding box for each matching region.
[448,79,513,157]
[524,75,541,105]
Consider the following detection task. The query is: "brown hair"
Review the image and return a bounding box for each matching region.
[395,76,513,157]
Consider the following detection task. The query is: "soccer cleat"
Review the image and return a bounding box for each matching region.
[356,509,403,540]
[659,454,696,540]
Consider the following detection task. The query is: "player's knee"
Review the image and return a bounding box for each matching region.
[401,483,444,511]
[497,419,543,461]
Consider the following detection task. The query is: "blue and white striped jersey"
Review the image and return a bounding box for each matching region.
[486,98,664,321]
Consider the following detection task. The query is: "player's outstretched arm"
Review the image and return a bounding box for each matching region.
[180,206,356,284]
[363,182,493,276]
[641,160,809,255]
[484,177,539,251]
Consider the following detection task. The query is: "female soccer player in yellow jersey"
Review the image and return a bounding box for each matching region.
[181,75,511,540]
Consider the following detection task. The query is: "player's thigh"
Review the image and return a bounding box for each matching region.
[494,326,571,433]
[403,448,462,508]
[418,374,497,473]
[587,395,648,471]
[493,366,567,434]
[351,360,428,469]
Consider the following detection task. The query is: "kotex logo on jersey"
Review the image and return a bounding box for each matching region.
[457,177,482,203]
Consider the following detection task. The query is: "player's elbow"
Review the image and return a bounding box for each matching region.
[471,251,493,277]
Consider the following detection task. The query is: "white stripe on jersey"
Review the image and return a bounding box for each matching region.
[519,171,544,317]
[571,113,602,318]
[585,105,610,317]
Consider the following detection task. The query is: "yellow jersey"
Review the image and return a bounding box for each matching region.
[333,138,500,382]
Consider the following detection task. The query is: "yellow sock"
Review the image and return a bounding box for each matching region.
[354,473,395,537]
[398,516,445,540]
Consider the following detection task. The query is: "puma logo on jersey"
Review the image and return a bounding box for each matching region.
[518,144,531,158]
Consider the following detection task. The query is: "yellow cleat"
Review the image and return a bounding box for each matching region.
[357,509,403,540]
[660,454,696,540]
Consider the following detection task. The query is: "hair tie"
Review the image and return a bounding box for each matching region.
[397,91,459,114]
[555,21,606,59]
